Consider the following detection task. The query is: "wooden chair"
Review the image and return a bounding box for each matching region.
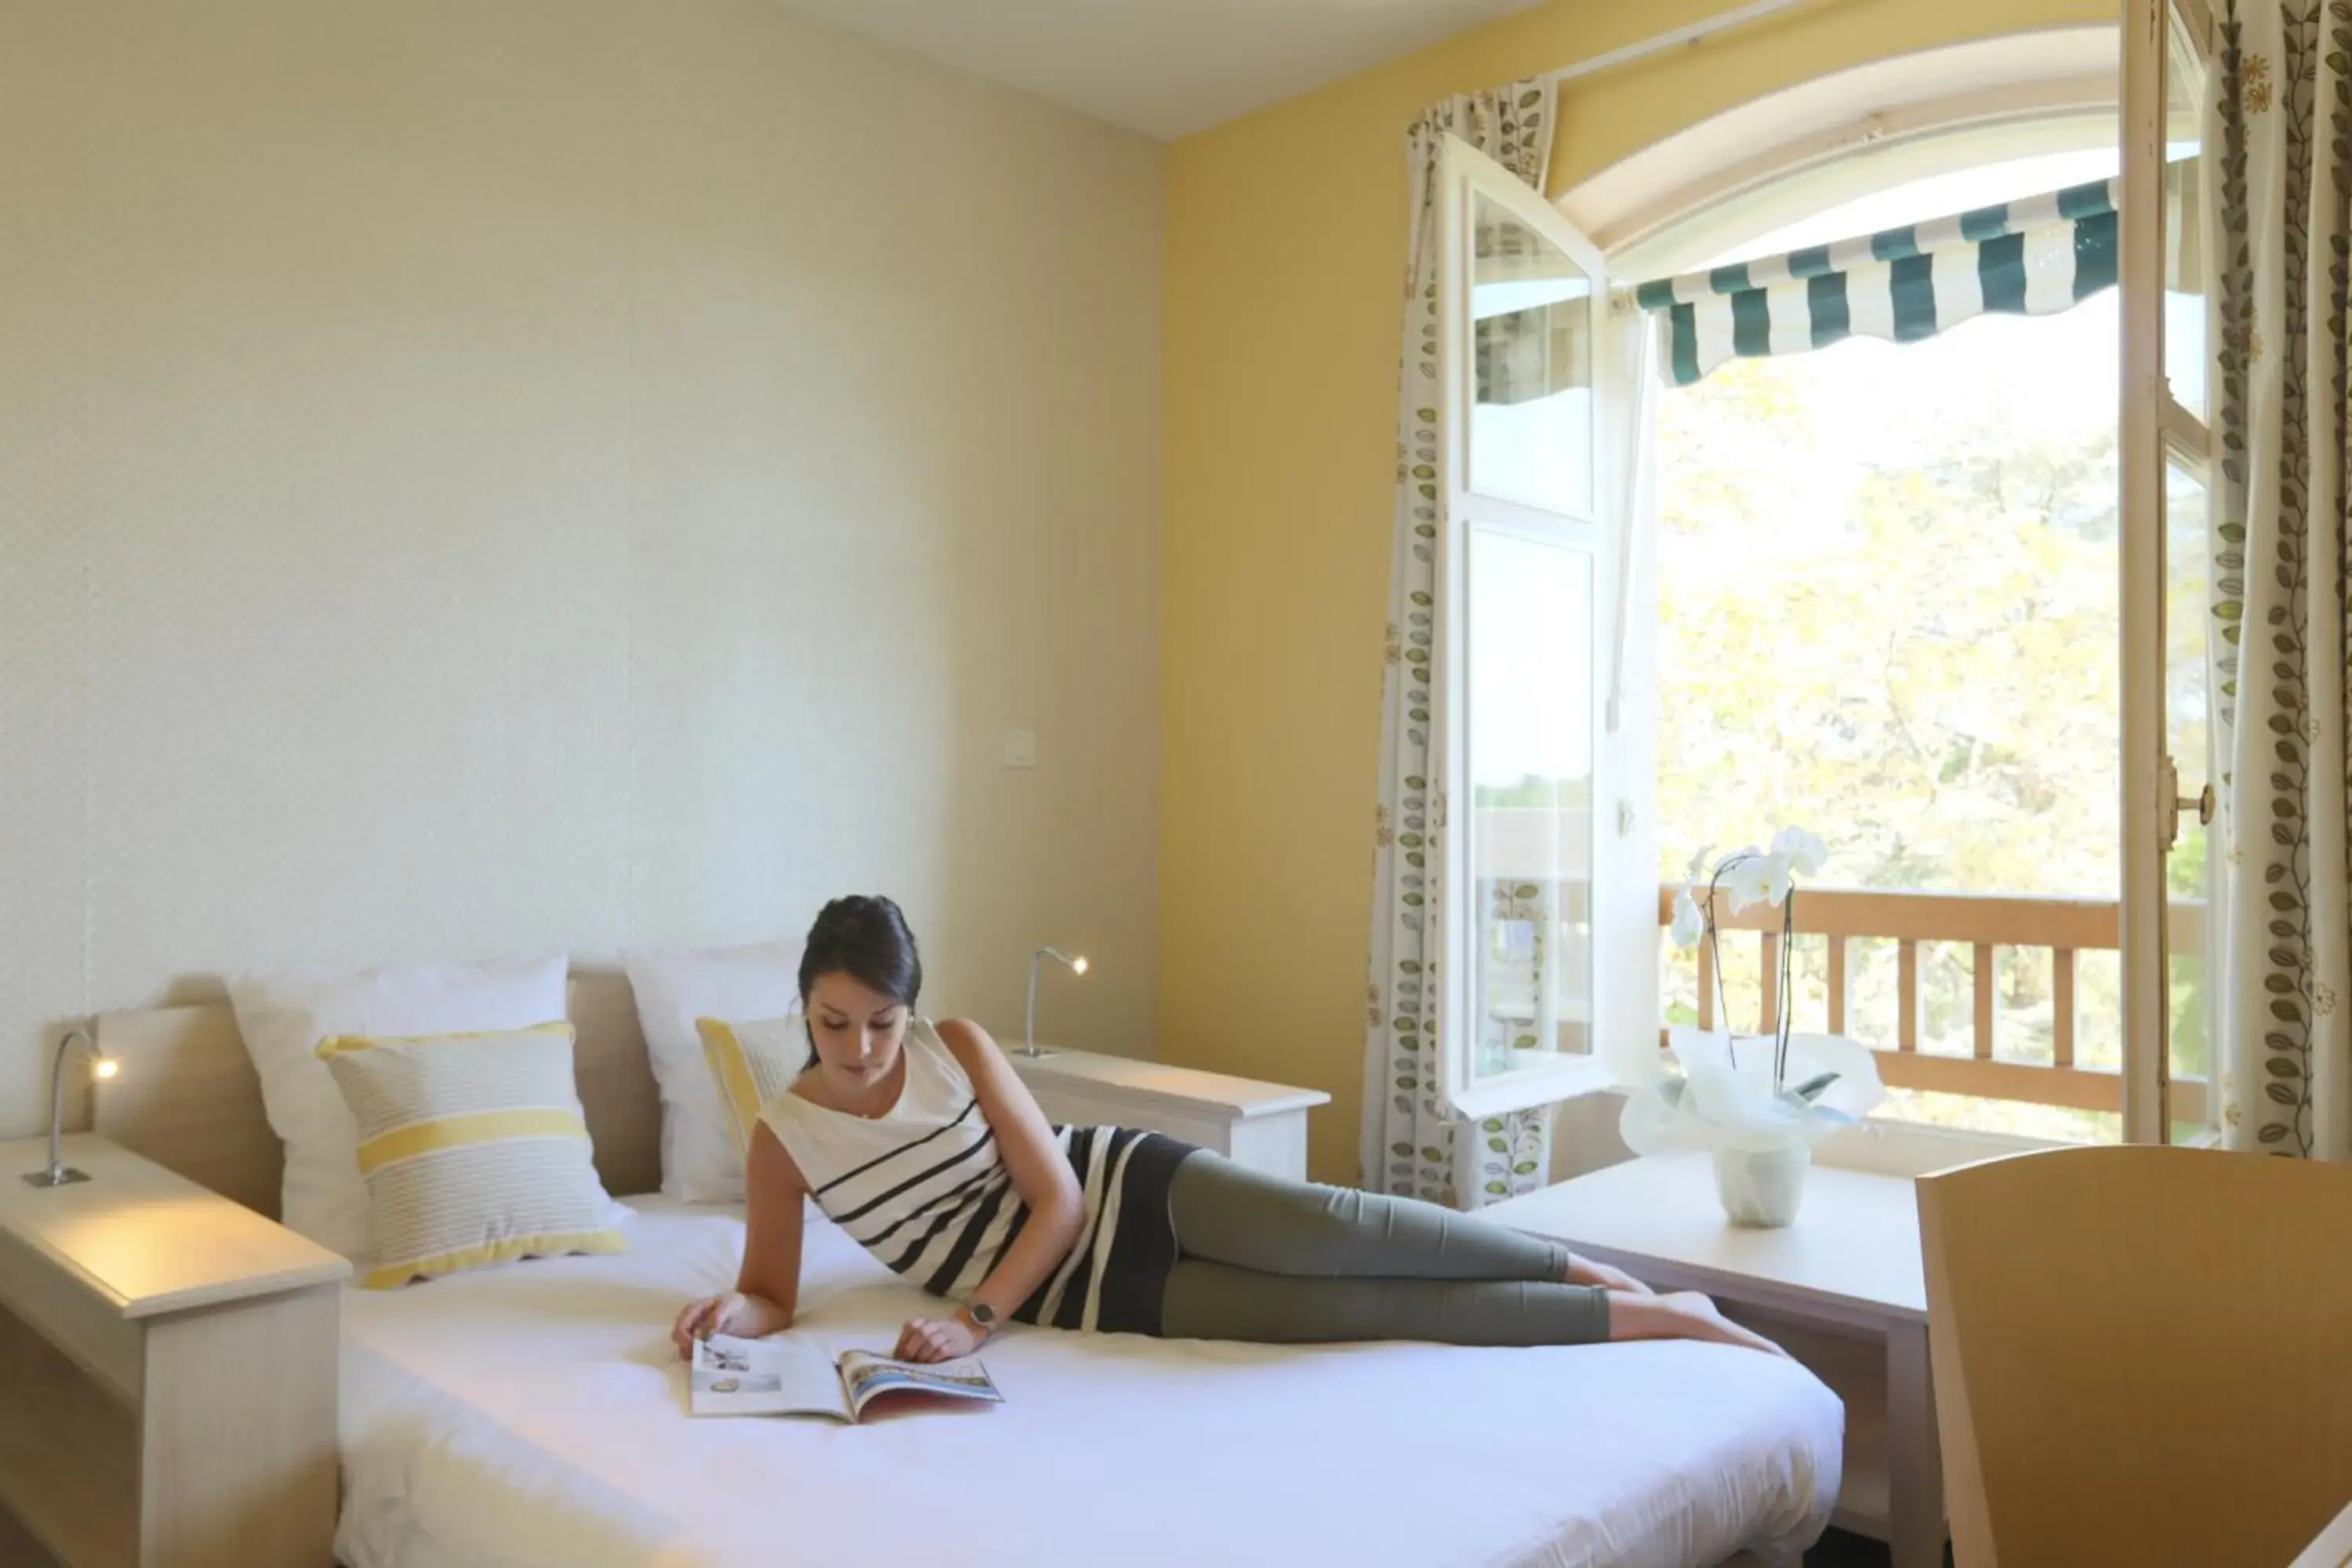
[1918,1145,2352,1567]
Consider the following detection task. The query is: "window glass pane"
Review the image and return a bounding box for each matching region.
[1469,192,1592,516]
[1468,527,1593,1092]
[2166,456,2216,1133]
[2165,27,2208,417]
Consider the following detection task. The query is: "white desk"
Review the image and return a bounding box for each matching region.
[1008,1047,1328,1180]
[1485,1153,1942,1568]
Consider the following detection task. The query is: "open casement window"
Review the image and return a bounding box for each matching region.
[2120,0,2217,1143]
[1432,133,1653,1120]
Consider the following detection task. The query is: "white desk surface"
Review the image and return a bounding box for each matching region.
[1011,1047,1330,1120]
[0,1134,349,1318]
[1485,1153,1926,1323]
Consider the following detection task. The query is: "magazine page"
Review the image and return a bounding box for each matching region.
[690,1334,847,1420]
[836,1348,1005,1420]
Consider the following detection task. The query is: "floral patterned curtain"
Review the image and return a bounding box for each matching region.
[2211,2,2352,1157]
[1363,81,1555,1206]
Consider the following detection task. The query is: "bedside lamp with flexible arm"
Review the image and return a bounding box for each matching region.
[1018,947,1088,1059]
[24,1026,119,1189]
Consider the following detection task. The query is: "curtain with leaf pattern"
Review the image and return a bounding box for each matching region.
[2211,1,2352,1157]
[1362,80,1556,1206]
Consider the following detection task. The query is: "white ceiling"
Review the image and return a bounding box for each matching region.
[775,0,1552,140]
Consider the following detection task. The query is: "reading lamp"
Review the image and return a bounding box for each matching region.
[1019,947,1088,1058]
[24,1027,119,1189]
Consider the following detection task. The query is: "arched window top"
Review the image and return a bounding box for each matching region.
[1560,26,2119,276]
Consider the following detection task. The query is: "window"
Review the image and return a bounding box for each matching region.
[1426,136,1639,1120]
[1432,28,2214,1143]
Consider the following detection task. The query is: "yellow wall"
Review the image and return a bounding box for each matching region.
[1158,0,2111,1182]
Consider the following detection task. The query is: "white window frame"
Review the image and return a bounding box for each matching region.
[1432,133,1633,1120]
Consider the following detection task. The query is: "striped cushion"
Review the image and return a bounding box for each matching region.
[695,1015,809,1156]
[319,1022,623,1289]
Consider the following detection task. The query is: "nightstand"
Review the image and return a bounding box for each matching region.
[0,1134,350,1568]
[1007,1049,1329,1180]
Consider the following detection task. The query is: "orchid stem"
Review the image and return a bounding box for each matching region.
[1697,843,1813,1097]
[1704,864,1737,1070]
[1775,893,1795,1093]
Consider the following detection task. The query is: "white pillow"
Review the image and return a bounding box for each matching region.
[227,953,571,1260]
[621,943,801,1203]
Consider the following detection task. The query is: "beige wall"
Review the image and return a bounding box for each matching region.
[0,0,1163,1140]
[1159,0,2111,1183]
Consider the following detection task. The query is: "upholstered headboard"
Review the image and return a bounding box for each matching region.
[89,971,664,1216]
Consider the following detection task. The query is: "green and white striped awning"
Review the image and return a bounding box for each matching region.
[1634,176,2120,387]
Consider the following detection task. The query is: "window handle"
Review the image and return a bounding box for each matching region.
[2159,755,2215,849]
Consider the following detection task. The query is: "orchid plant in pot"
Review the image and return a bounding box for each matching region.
[1621,827,1885,1227]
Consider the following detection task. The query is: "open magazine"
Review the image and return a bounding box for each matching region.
[690,1333,1004,1422]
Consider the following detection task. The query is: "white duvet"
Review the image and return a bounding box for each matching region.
[336,1196,1840,1568]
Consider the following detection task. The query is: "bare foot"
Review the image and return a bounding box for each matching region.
[1565,1253,1655,1295]
[1661,1291,1789,1358]
[1609,1290,1791,1357]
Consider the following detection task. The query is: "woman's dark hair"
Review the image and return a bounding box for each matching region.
[798,895,923,1012]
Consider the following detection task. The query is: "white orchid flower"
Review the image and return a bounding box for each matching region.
[1713,845,1762,880]
[1770,826,1828,877]
[1670,843,1715,946]
[1718,850,1792,913]
[1668,887,1706,946]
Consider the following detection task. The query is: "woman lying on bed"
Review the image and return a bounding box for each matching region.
[673,895,1783,1365]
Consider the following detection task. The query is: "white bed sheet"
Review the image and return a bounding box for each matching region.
[337,1196,1841,1568]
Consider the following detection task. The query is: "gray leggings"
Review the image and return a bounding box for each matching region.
[1156,1152,1611,1346]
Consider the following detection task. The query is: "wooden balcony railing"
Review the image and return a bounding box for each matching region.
[1656,884,2209,1123]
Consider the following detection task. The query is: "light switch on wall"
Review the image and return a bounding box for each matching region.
[1003,728,1036,769]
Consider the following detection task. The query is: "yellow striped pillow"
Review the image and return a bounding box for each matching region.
[318,1022,623,1289]
[695,1016,809,1156]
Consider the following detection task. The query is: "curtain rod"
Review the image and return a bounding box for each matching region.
[1537,0,1825,89]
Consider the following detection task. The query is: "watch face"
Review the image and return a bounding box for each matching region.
[968,1302,997,1327]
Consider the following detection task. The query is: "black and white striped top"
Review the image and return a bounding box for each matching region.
[757,1020,1195,1337]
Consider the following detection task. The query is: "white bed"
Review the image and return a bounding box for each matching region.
[89,991,1841,1567]
[336,1196,1842,1568]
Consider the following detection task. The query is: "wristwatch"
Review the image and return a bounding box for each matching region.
[961,1301,998,1339]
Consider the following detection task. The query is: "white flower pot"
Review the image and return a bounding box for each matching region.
[1713,1145,1810,1228]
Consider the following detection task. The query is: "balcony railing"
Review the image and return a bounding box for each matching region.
[1655,884,2210,1123]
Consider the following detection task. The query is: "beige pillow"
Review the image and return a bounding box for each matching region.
[695,1015,811,1155]
[318,1022,623,1288]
